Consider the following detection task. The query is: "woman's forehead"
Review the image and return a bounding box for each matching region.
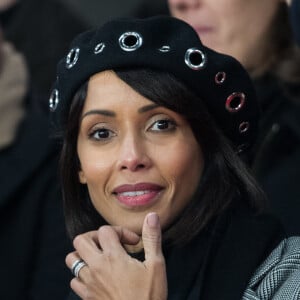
[84,71,156,110]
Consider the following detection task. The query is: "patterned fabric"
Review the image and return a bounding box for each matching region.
[243,237,300,299]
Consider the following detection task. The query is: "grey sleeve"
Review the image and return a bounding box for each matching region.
[243,237,300,300]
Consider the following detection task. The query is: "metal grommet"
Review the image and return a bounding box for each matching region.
[271,123,280,133]
[239,121,250,133]
[94,42,106,54]
[49,89,59,112]
[159,45,171,53]
[225,92,246,112]
[66,47,80,69]
[236,143,248,154]
[119,32,143,52]
[215,72,226,85]
[185,48,207,70]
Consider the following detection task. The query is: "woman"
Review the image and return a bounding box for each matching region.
[50,16,300,299]
[168,0,300,236]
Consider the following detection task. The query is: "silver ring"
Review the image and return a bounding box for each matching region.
[71,259,87,278]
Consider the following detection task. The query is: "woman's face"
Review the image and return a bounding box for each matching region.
[168,0,281,71]
[77,71,204,235]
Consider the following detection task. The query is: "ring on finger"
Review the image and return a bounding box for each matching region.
[71,259,87,278]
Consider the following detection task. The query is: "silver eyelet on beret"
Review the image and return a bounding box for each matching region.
[159,45,171,53]
[49,89,59,112]
[185,48,207,70]
[239,121,250,133]
[225,92,246,112]
[215,72,226,85]
[94,42,106,54]
[236,143,248,154]
[119,32,143,52]
[66,47,80,69]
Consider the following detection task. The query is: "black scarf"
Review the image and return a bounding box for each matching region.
[67,202,284,300]
[166,202,284,300]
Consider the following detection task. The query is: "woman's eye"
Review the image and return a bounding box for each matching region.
[89,128,115,141]
[150,119,176,132]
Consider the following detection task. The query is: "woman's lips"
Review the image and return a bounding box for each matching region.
[113,183,163,207]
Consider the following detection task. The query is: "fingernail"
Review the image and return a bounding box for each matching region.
[147,213,159,228]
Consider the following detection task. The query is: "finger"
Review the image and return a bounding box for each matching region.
[98,226,125,254]
[142,212,164,262]
[66,252,89,280]
[98,225,139,254]
[70,277,88,299]
[111,226,140,245]
[65,251,81,270]
[73,231,102,263]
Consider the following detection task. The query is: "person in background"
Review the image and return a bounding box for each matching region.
[168,0,300,236]
[0,0,86,99]
[0,23,72,300]
[50,16,300,299]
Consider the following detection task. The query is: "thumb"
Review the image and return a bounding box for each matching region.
[142,212,163,263]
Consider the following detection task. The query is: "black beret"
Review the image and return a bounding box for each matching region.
[49,15,259,152]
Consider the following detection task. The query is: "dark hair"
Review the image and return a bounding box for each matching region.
[60,69,266,245]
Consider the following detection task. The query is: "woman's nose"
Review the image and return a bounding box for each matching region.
[116,134,151,172]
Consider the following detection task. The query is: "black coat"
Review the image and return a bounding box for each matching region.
[250,75,300,236]
[0,103,72,300]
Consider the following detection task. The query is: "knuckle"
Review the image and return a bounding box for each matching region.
[73,234,85,249]
[151,256,165,268]
[103,250,114,263]
[65,253,73,265]
[83,289,92,300]
[70,277,77,289]
[82,289,92,300]
[98,225,113,237]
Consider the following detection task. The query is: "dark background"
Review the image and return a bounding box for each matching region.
[60,0,167,26]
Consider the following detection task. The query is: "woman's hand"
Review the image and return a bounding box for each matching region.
[66,212,167,300]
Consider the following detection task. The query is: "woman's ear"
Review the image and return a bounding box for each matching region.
[78,170,87,184]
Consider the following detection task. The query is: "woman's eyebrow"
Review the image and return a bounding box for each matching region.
[81,104,160,120]
[138,104,160,113]
[81,103,160,120]
[81,109,116,120]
